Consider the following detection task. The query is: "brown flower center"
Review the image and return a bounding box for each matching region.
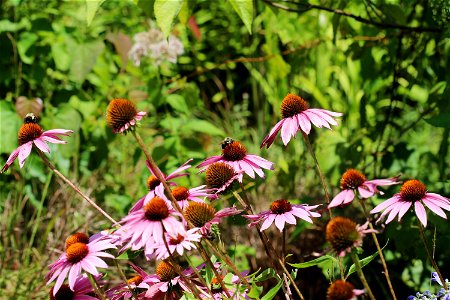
[50,284,74,300]
[106,98,139,132]
[169,233,185,245]
[18,123,43,145]
[222,141,247,161]
[65,233,89,250]
[400,180,427,202]
[340,169,366,190]
[147,175,161,190]
[172,186,190,201]
[144,197,169,221]
[326,280,355,300]
[127,275,143,286]
[184,202,216,228]
[156,261,177,282]
[280,93,309,119]
[326,217,359,255]
[205,162,235,189]
[66,242,89,264]
[270,200,292,214]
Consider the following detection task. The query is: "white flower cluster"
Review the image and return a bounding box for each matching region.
[128,28,184,66]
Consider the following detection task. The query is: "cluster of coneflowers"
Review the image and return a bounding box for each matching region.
[2,93,449,300]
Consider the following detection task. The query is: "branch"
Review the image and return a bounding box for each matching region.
[262,0,442,33]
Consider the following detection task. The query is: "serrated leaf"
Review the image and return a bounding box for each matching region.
[154,0,184,37]
[261,278,282,300]
[288,255,338,268]
[85,0,106,26]
[229,0,253,33]
[425,114,450,129]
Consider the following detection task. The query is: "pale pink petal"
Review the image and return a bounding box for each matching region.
[2,147,20,172]
[370,195,401,214]
[43,129,73,136]
[414,202,428,227]
[304,110,330,129]
[68,263,81,289]
[422,199,447,219]
[245,154,274,170]
[297,114,311,135]
[342,189,356,205]
[33,138,51,153]
[53,266,70,295]
[385,203,402,224]
[281,117,297,145]
[197,156,223,168]
[18,142,33,168]
[274,215,287,231]
[40,135,67,144]
[260,215,275,231]
[261,119,284,148]
[308,109,338,126]
[397,201,412,220]
[329,190,352,208]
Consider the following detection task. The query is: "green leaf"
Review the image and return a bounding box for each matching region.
[0,102,21,154]
[261,278,282,300]
[0,18,30,33]
[288,255,338,268]
[166,94,189,113]
[183,120,225,136]
[425,114,450,129]
[85,0,106,26]
[254,268,276,282]
[248,282,263,298]
[116,249,141,260]
[347,242,388,277]
[154,0,184,37]
[69,40,104,83]
[17,32,38,64]
[229,0,253,33]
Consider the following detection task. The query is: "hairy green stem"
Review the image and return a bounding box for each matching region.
[350,250,376,300]
[87,273,107,300]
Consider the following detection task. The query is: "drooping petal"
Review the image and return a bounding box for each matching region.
[422,198,447,219]
[274,215,287,232]
[358,185,375,198]
[1,147,20,172]
[280,117,297,145]
[329,190,351,208]
[33,137,51,153]
[18,142,33,168]
[370,195,401,214]
[261,119,284,148]
[414,202,428,227]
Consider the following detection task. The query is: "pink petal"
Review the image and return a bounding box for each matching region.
[18,142,33,168]
[281,117,297,145]
[245,154,274,170]
[33,138,50,153]
[197,156,223,168]
[53,266,70,295]
[261,119,284,148]
[260,215,275,231]
[40,135,67,144]
[68,263,81,289]
[397,201,412,220]
[422,198,447,219]
[358,186,375,198]
[274,215,287,231]
[2,147,20,172]
[297,114,311,135]
[329,190,350,208]
[43,129,73,136]
[414,202,427,227]
[305,110,330,129]
[342,189,356,205]
[370,195,401,214]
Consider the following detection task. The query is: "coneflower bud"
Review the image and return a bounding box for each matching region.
[156,261,177,282]
[184,202,216,228]
[106,98,146,134]
[205,162,236,192]
[326,217,361,256]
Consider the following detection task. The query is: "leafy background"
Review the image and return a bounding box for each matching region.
[0,0,449,299]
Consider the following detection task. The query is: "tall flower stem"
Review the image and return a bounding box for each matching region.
[349,250,376,300]
[37,150,119,226]
[113,260,139,300]
[360,201,397,300]
[235,187,305,300]
[417,221,447,290]
[301,132,332,218]
[338,257,344,280]
[87,273,107,300]
[131,131,246,293]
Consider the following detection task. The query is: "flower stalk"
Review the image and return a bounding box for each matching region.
[349,249,376,300]
[87,273,107,300]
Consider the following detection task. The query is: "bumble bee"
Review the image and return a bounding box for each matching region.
[221,137,234,149]
[24,113,38,124]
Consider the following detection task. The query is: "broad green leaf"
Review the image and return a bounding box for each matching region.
[261,278,282,300]
[178,0,190,24]
[51,43,71,71]
[254,268,276,282]
[85,0,106,26]
[166,94,189,113]
[0,18,30,33]
[17,32,38,64]
[154,0,184,37]
[288,255,338,268]
[248,282,263,298]
[69,40,104,83]
[183,120,225,136]
[425,114,450,129]
[0,102,21,154]
[229,0,253,33]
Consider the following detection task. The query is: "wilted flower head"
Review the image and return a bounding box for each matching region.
[106,98,146,134]
[205,162,241,194]
[2,113,73,173]
[46,232,116,295]
[329,169,400,208]
[327,280,364,300]
[197,138,274,182]
[261,93,342,148]
[244,199,320,232]
[129,28,184,66]
[326,217,375,257]
[370,179,450,227]
[49,274,102,300]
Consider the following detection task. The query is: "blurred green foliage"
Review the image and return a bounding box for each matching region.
[0,0,449,299]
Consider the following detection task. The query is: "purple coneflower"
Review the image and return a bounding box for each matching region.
[204,162,242,195]
[329,169,400,208]
[261,93,342,148]
[184,202,242,235]
[106,264,147,300]
[326,217,375,257]
[197,138,274,182]
[151,228,202,260]
[2,113,73,173]
[129,159,192,213]
[46,232,116,295]
[49,274,103,300]
[118,194,184,257]
[326,280,364,300]
[106,98,146,134]
[370,179,450,227]
[244,199,320,232]
[171,185,217,210]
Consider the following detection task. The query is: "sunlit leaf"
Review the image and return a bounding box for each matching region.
[288,255,338,268]
[154,0,184,37]
[229,0,253,33]
[85,0,106,26]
